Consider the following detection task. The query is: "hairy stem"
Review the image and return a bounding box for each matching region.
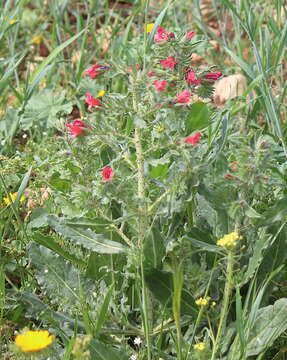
[134,126,151,360]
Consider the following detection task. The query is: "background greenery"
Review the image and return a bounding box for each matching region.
[0,0,286,359]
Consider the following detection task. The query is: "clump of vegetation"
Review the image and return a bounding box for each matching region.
[1,1,286,359]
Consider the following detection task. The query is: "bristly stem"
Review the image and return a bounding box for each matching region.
[134,126,152,360]
[211,251,234,360]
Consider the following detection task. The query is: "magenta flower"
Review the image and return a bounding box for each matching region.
[153,80,168,91]
[84,64,105,79]
[204,72,222,80]
[186,31,196,40]
[186,70,201,85]
[160,56,177,69]
[66,119,88,137]
[85,92,101,110]
[184,132,201,145]
[102,166,113,181]
[176,89,191,104]
[154,26,170,43]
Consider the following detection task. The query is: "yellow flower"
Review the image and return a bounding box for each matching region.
[195,297,210,307]
[216,232,242,248]
[3,192,25,206]
[193,342,206,351]
[9,20,16,25]
[97,90,106,97]
[146,23,154,33]
[154,123,165,132]
[31,35,43,45]
[15,330,53,353]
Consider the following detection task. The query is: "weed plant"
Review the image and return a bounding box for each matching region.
[0,0,286,359]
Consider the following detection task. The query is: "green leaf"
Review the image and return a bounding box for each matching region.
[89,339,129,360]
[15,166,32,206]
[183,236,223,254]
[185,102,209,134]
[150,163,169,180]
[240,229,272,286]
[21,89,73,130]
[47,215,126,254]
[259,197,287,225]
[28,243,94,312]
[17,291,85,330]
[143,227,166,270]
[95,286,114,337]
[246,298,287,356]
[32,232,85,266]
[145,269,196,316]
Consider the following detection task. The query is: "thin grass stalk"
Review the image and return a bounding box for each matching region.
[211,251,234,360]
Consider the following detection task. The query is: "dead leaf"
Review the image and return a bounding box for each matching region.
[213,73,247,106]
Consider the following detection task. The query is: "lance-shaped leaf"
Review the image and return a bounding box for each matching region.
[47,215,126,254]
[28,243,95,312]
[246,298,287,356]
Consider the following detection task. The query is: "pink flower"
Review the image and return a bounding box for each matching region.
[153,80,168,91]
[66,119,88,137]
[176,89,191,104]
[102,166,113,181]
[148,71,156,77]
[84,64,105,79]
[72,119,87,127]
[204,72,222,80]
[160,56,177,69]
[184,132,201,146]
[85,92,101,110]
[186,31,196,40]
[154,27,174,43]
[186,70,201,85]
[154,26,169,43]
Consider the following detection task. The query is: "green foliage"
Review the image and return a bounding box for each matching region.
[246,298,287,356]
[1,0,287,359]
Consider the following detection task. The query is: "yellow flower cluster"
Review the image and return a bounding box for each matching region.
[216,232,242,248]
[3,192,25,206]
[193,342,206,351]
[195,297,210,306]
[15,330,53,353]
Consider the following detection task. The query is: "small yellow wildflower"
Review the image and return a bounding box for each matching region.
[216,232,242,248]
[31,35,43,45]
[212,301,216,307]
[9,20,16,25]
[195,297,210,307]
[146,23,154,33]
[15,330,53,353]
[193,342,206,351]
[97,90,106,97]
[154,123,165,132]
[3,192,25,206]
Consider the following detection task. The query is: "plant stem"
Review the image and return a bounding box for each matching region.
[211,251,234,360]
[172,262,183,360]
[134,126,152,360]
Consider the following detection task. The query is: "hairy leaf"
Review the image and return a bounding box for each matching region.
[246,298,287,356]
[47,215,126,254]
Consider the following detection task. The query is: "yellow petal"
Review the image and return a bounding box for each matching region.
[97,90,106,97]
[146,23,154,33]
